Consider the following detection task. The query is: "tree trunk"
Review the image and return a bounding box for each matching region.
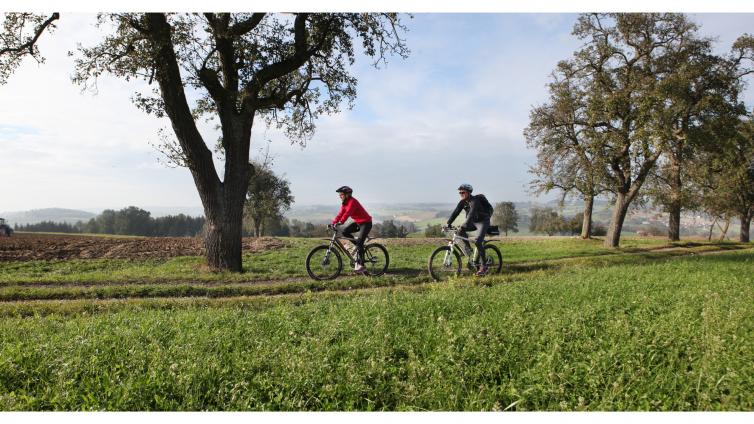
[718,219,730,241]
[581,195,594,239]
[667,201,681,242]
[707,217,717,241]
[667,152,682,241]
[740,212,752,243]
[145,14,250,272]
[604,192,629,248]
[253,220,261,237]
[204,200,245,272]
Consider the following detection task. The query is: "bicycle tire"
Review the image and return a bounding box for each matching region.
[363,243,389,276]
[305,245,343,280]
[483,243,503,274]
[428,245,461,281]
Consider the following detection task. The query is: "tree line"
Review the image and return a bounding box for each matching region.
[260,218,418,238]
[424,201,607,238]
[526,13,754,246]
[14,208,205,237]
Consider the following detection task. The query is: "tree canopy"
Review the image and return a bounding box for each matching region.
[70,13,409,271]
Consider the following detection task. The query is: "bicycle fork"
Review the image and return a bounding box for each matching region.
[321,237,337,266]
[443,233,470,267]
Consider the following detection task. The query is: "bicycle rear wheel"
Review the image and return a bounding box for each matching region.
[428,246,461,281]
[483,243,503,274]
[306,245,343,280]
[363,243,389,276]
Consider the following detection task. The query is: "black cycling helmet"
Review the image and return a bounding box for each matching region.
[336,186,353,194]
[458,183,473,193]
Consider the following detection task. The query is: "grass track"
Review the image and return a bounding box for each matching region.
[1,237,753,410]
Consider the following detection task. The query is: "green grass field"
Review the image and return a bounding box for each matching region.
[1,236,753,410]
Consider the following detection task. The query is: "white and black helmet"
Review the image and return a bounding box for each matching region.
[458,183,473,193]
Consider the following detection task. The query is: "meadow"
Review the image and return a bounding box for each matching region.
[0,235,753,410]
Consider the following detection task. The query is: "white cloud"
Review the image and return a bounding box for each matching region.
[1,13,753,211]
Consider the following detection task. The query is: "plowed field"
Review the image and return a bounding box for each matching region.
[0,232,287,261]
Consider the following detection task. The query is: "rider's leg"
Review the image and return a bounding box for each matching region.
[353,221,372,265]
[340,222,359,240]
[473,220,490,265]
[340,222,360,260]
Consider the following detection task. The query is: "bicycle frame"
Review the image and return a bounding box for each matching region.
[443,230,472,264]
[322,229,374,264]
[442,227,493,267]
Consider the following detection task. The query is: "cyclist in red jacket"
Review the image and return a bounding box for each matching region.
[332,186,373,274]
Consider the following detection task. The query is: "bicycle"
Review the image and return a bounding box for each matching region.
[305,224,390,280]
[427,224,503,281]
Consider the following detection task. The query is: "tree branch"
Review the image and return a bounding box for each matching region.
[0,12,59,56]
[144,13,220,192]
[228,13,265,37]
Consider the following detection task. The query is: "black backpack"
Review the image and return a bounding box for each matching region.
[476,194,494,217]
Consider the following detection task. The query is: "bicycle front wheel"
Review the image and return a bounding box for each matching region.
[363,243,389,276]
[306,245,343,280]
[428,246,461,281]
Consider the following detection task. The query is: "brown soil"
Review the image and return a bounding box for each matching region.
[0,233,287,261]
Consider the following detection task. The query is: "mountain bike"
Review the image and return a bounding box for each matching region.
[427,225,503,281]
[305,224,390,280]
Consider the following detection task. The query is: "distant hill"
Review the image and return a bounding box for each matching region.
[1,201,715,237]
[0,208,96,226]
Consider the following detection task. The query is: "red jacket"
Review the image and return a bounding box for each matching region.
[333,197,372,225]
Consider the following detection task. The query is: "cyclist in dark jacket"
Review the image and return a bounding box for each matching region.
[447,183,491,276]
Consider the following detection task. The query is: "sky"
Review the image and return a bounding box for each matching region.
[1,11,753,212]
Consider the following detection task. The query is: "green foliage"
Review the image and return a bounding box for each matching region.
[492,202,519,236]
[694,114,754,241]
[374,220,416,238]
[14,221,80,233]
[285,220,330,238]
[528,207,565,236]
[244,162,294,237]
[78,208,205,236]
[565,212,583,236]
[424,224,443,238]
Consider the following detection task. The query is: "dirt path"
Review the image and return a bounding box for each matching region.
[2,242,751,297]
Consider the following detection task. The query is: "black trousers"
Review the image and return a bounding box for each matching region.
[340,221,372,265]
[458,219,490,264]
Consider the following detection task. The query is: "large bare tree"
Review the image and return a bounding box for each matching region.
[72,13,408,272]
